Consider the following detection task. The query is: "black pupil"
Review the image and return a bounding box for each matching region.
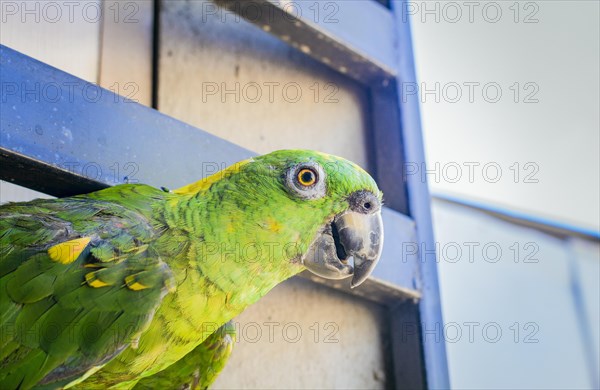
[364,202,372,210]
[301,171,314,184]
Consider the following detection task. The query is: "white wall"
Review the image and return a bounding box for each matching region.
[431,199,599,389]
[410,0,600,231]
[410,1,600,387]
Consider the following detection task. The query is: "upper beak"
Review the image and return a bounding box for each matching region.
[302,210,384,288]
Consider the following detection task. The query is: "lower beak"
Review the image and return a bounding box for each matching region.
[302,211,384,288]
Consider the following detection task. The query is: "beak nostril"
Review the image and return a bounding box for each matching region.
[348,190,379,214]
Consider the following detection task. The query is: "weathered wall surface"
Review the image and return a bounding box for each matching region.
[157,0,372,171]
[212,277,389,389]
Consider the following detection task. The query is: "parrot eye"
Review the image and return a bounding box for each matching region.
[297,168,317,187]
[285,162,327,200]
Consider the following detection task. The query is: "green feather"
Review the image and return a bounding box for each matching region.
[133,321,236,390]
[1,150,382,389]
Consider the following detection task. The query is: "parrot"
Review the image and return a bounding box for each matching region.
[0,149,384,389]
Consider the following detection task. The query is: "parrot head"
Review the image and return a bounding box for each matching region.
[175,149,384,288]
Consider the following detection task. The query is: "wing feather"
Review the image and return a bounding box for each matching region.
[0,195,173,389]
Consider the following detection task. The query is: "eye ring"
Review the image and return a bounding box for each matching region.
[285,162,327,200]
[297,168,318,187]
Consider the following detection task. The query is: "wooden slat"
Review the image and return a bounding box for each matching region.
[212,0,396,86]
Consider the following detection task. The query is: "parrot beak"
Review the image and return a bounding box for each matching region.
[302,207,383,288]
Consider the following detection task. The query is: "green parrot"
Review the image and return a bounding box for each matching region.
[0,149,384,389]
